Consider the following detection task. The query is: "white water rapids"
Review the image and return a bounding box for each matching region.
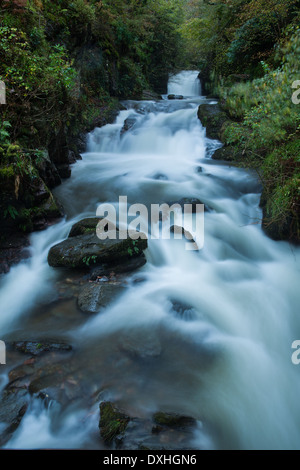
[1,71,300,449]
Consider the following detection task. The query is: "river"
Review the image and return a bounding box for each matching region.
[1,71,300,450]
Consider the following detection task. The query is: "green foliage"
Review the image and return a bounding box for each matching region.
[0,26,77,95]
[226,17,277,72]
[127,240,141,257]
[0,121,11,146]
[221,29,300,152]
[215,26,300,242]
[82,255,97,266]
[3,205,19,220]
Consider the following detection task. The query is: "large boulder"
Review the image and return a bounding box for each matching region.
[48,218,148,269]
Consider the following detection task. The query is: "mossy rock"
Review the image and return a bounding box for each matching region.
[0,166,15,179]
[12,341,72,357]
[153,412,196,428]
[68,217,103,237]
[99,401,130,445]
[197,103,230,141]
[47,232,147,268]
[212,144,245,162]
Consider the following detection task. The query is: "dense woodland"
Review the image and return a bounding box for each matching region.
[0,0,299,250]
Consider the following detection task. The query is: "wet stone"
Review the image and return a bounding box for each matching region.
[77,282,126,314]
[0,389,29,446]
[12,341,72,357]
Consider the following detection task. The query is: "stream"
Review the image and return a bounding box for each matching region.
[1,70,300,450]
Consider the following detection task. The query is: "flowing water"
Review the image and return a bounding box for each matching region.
[1,70,300,450]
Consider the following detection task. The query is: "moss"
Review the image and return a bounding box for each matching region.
[153,412,196,428]
[197,103,232,141]
[0,166,14,179]
[99,402,130,445]
[6,145,21,157]
[69,218,101,237]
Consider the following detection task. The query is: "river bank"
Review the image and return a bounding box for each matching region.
[197,99,300,244]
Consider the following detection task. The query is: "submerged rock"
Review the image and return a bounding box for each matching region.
[152,173,168,181]
[77,282,126,314]
[170,225,196,242]
[169,299,197,321]
[119,332,162,358]
[168,197,209,213]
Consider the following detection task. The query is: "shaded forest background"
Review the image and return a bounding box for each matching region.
[0,0,299,245]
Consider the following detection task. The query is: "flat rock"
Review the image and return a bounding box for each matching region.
[77,282,126,314]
